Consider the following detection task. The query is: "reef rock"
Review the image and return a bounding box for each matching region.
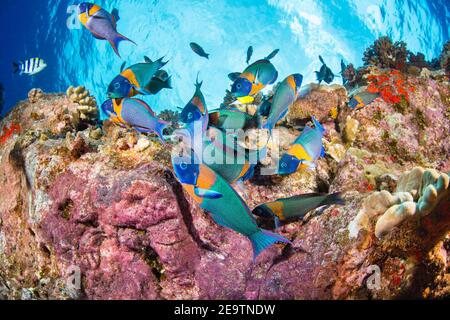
[0,70,448,300]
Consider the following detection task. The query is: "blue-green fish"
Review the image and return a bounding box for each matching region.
[208,108,260,131]
[230,52,279,104]
[278,116,325,175]
[263,74,303,131]
[349,91,380,110]
[180,76,208,137]
[107,56,168,98]
[172,152,291,259]
[253,192,345,227]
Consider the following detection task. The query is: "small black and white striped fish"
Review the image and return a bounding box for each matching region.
[13,58,47,76]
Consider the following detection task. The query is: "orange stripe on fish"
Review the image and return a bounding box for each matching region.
[112,99,126,124]
[78,4,102,26]
[286,75,297,94]
[232,162,251,184]
[266,202,285,221]
[287,144,312,162]
[121,69,140,93]
[183,164,217,204]
[355,95,364,109]
[192,96,205,113]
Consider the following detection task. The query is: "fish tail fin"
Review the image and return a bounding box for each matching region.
[165,76,173,89]
[311,116,325,134]
[109,33,136,58]
[205,53,210,60]
[195,72,203,89]
[13,62,20,74]
[111,8,120,23]
[249,229,291,260]
[325,192,346,206]
[155,56,169,69]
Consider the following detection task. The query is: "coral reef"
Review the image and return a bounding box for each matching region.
[440,41,450,74]
[0,65,448,300]
[363,36,408,71]
[287,84,348,126]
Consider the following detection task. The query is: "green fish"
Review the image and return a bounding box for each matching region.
[172,152,290,259]
[253,192,345,228]
[208,108,260,131]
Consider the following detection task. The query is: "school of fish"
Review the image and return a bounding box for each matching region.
[8,2,353,259]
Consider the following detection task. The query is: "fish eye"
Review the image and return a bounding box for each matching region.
[237,84,242,89]
[114,83,121,89]
[188,112,193,120]
[180,162,187,170]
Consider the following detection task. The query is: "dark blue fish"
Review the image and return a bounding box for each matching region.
[315,55,335,84]
[246,46,253,64]
[265,49,280,60]
[190,42,210,59]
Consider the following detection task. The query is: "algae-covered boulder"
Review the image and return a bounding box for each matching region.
[0,66,449,300]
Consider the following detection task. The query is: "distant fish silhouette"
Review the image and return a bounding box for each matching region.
[190,42,210,59]
[246,46,253,64]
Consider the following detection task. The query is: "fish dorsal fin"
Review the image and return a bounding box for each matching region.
[195,72,203,89]
[228,72,241,82]
[120,62,127,72]
[144,56,153,63]
[111,8,120,23]
[319,55,325,65]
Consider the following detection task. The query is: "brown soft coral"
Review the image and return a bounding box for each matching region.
[439,40,450,74]
[363,36,408,71]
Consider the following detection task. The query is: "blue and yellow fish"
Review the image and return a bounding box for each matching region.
[349,91,380,110]
[229,50,279,104]
[172,151,290,259]
[263,73,303,131]
[180,76,209,139]
[208,108,260,131]
[278,116,326,175]
[107,56,168,99]
[78,3,135,58]
[101,98,169,143]
[253,192,345,228]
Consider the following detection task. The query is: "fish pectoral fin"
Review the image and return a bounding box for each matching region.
[302,160,317,170]
[91,15,108,20]
[320,146,326,158]
[194,187,223,199]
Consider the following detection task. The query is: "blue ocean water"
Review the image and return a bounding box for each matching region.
[0,0,448,117]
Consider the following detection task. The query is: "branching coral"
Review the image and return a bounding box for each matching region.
[348,167,449,239]
[363,36,408,70]
[66,86,98,123]
[439,40,450,74]
[342,63,357,87]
